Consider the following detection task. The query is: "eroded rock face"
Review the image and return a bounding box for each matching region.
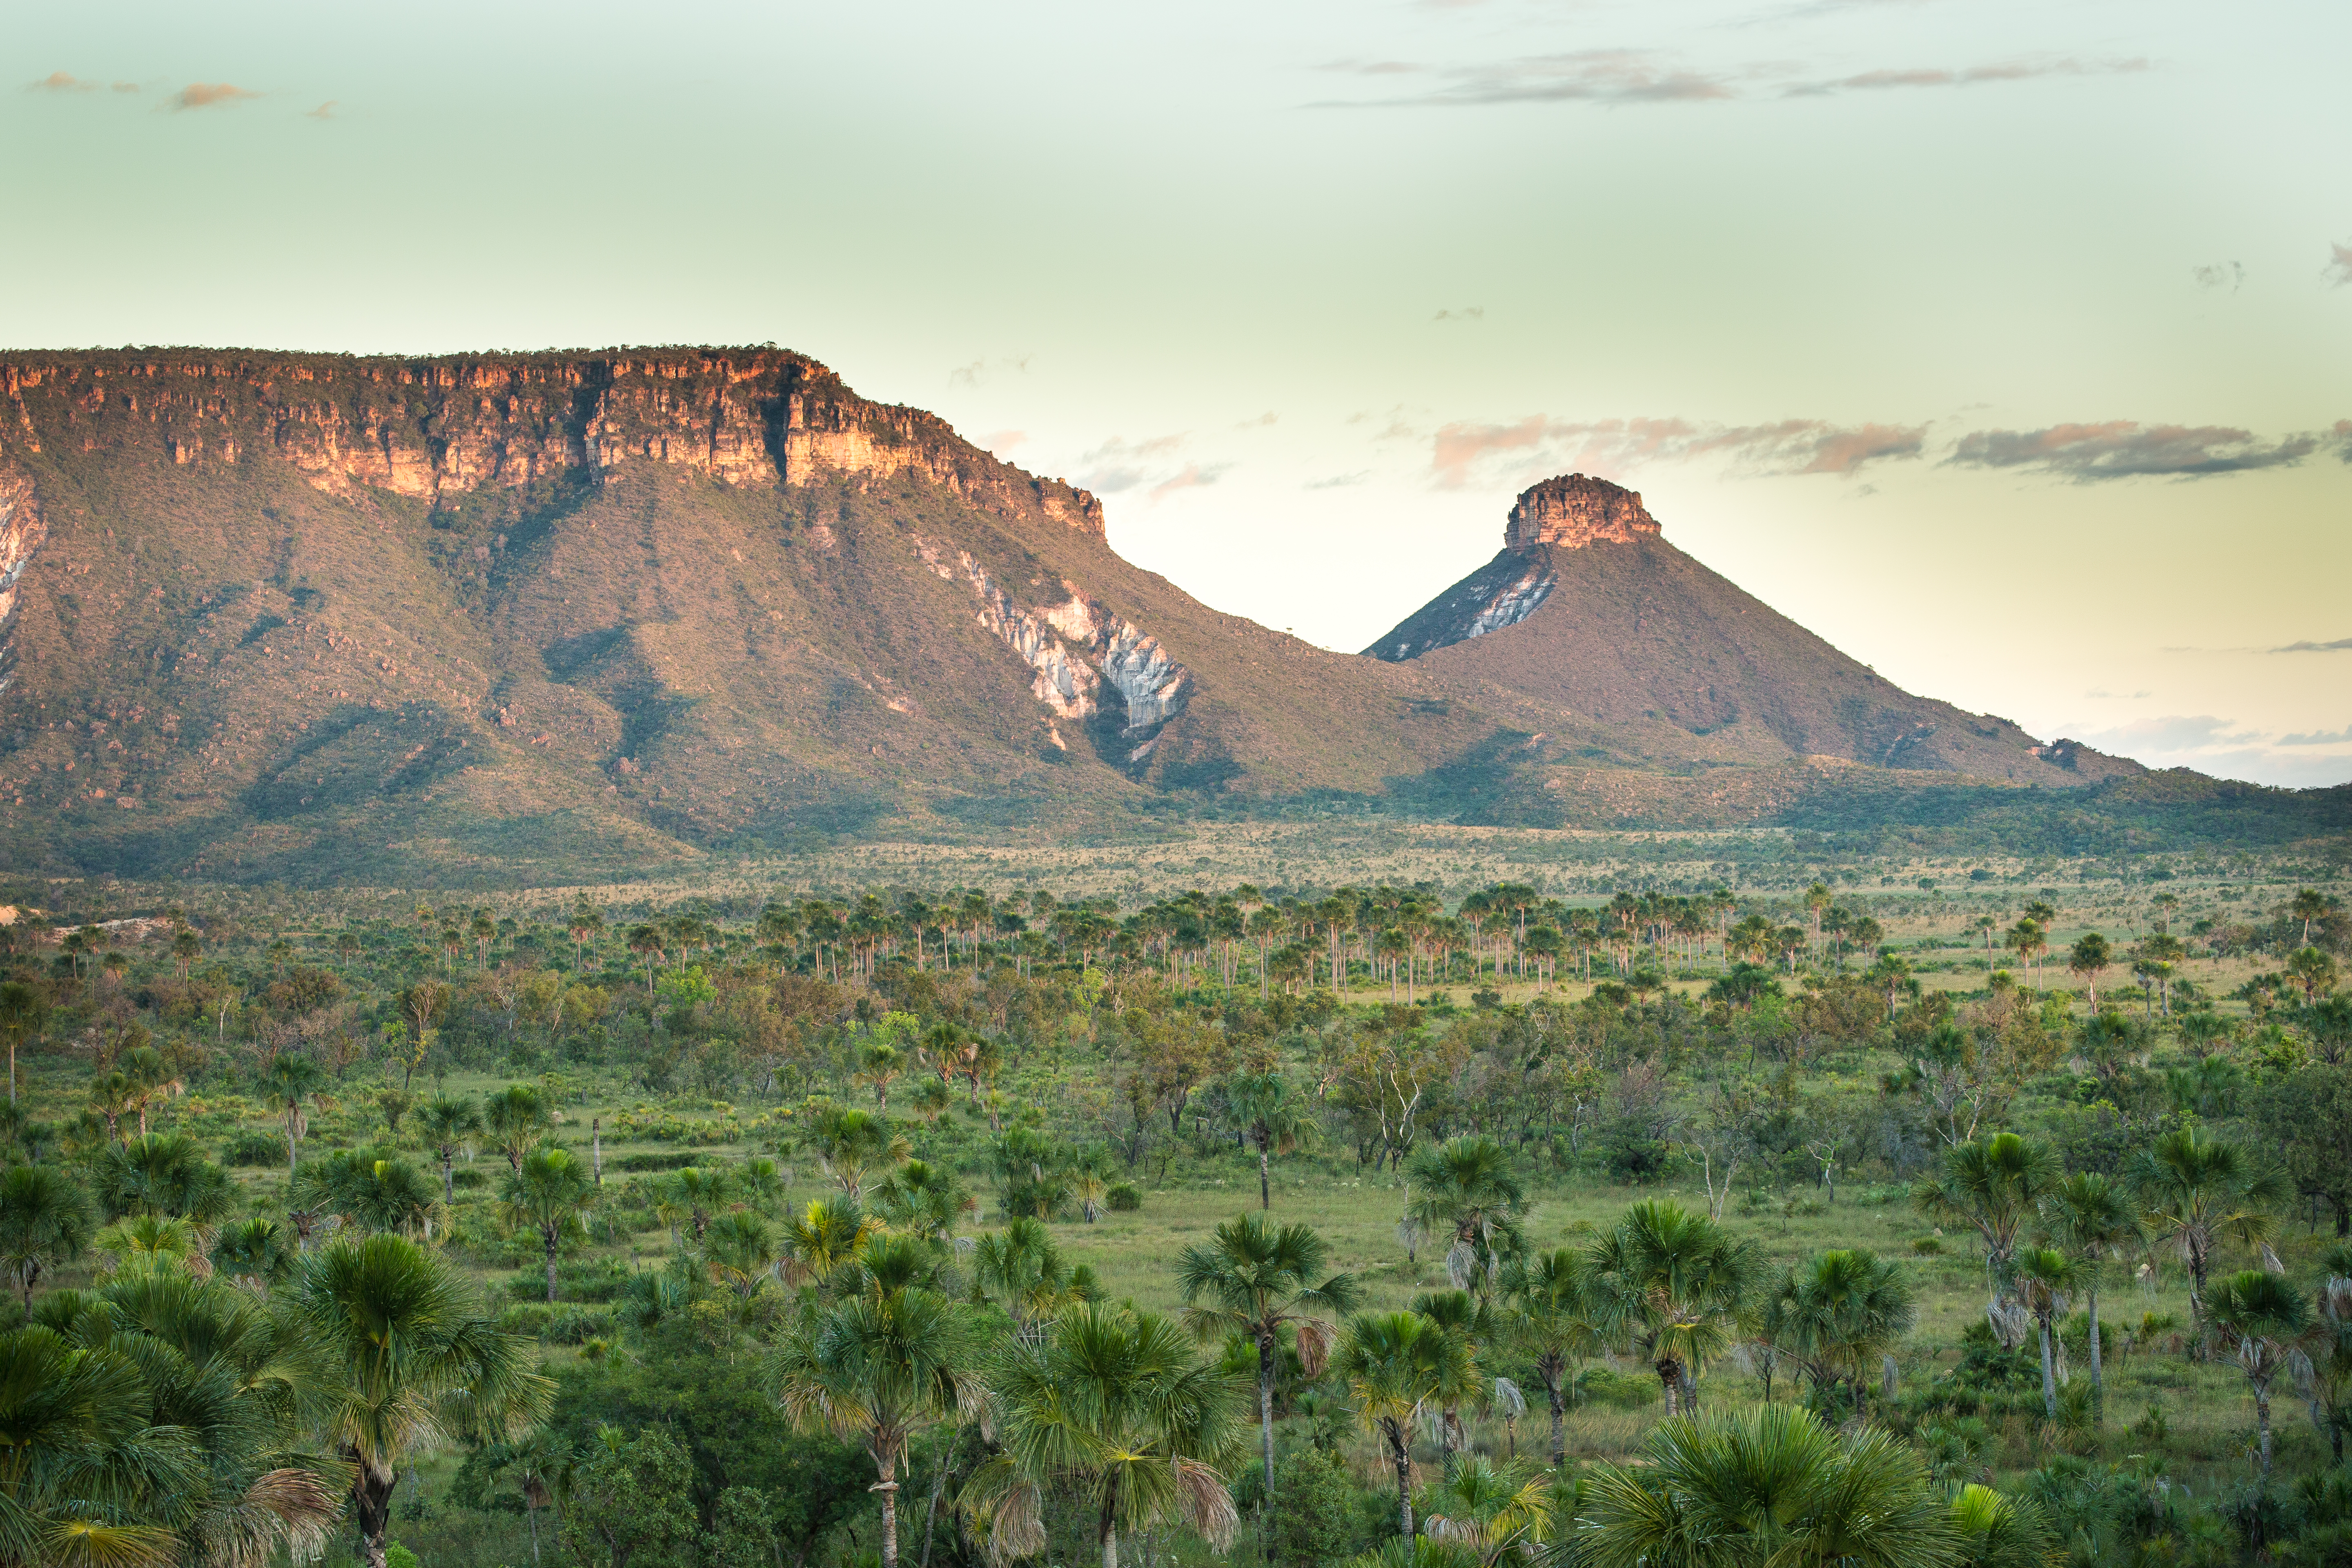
[0,461,44,696]
[913,535,1189,751]
[1503,473,1659,552]
[0,351,1105,537]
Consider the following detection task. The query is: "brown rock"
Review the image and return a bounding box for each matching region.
[1503,474,1660,552]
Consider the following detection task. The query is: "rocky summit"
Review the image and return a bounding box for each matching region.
[0,347,2305,887]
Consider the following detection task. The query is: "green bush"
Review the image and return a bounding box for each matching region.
[386,1544,420,1568]
[1105,1182,1143,1212]
[222,1130,281,1167]
[1267,1445,1385,1564]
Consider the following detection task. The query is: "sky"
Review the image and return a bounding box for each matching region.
[5,0,2349,787]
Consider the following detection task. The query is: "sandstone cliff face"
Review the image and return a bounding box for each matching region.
[0,350,1104,534]
[1504,474,1659,551]
[0,460,42,695]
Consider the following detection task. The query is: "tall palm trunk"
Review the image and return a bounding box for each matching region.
[544,1230,560,1302]
[1385,1421,1414,1541]
[2085,1282,2103,1424]
[874,1456,901,1568]
[2256,1384,2274,1478]
[1256,1334,1278,1564]
[1257,1141,1272,1210]
[2035,1317,2058,1419]
[1543,1363,1567,1469]
[351,1455,396,1568]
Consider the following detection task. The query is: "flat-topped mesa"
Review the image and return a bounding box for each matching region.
[0,347,1105,538]
[1504,474,1660,552]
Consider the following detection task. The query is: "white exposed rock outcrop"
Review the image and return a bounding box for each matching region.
[913,535,1188,743]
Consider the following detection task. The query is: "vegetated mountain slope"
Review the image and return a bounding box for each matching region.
[1367,474,2142,786]
[0,347,1492,884]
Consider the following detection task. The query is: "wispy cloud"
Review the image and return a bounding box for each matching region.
[1305,471,1371,489]
[978,429,1027,456]
[2274,637,2352,653]
[1946,421,2317,481]
[28,71,93,92]
[1148,463,1231,501]
[2281,724,2352,746]
[167,82,260,110]
[1317,50,1733,108]
[2192,261,2244,292]
[1429,414,1925,487]
[306,100,335,120]
[1782,56,2146,98]
[1078,433,1194,496]
[949,354,1031,390]
[2061,713,2352,787]
[1434,306,1484,322]
[2327,244,2352,289]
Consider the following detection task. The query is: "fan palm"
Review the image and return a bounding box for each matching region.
[92,1214,206,1279]
[503,1146,595,1303]
[964,1302,1244,1568]
[804,1105,909,1198]
[971,1215,1079,1338]
[873,1158,976,1248]
[1225,1071,1317,1210]
[1911,1132,2055,1308]
[482,1084,552,1174]
[2037,1172,2140,1420]
[2125,1127,2287,1340]
[702,1210,777,1301]
[1420,1456,1554,1565]
[260,1054,324,1176]
[416,1095,481,1205]
[2207,1269,2315,1479]
[1947,1484,2058,1568]
[1501,1247,1605,1470]
[772,1276,980,1568]
[1411,1290,1494,1477]
[1574,1404,1959,1568]
[0,1163,92,1309]
[1769,1249,1915,1420]
[667,1165,731,1243]
[2013,1248,2080,1421]
[287,1232,550,1568]
[0,980,47,1105]
[296,1147,442,1239]
[1586,1199,1755,1416]
[1337,1310,1475,1541]
[778,1194,879,1289]
[209,1218,295,1297]
[1176,1212,1360,1555]
[97,1134,236,1225]
[0,1323,200,1568]
[1407,1137,1528,1298]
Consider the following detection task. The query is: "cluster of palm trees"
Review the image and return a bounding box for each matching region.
[1909,1124,2338,1476]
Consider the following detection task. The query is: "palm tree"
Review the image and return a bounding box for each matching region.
[965,1302,1244,1568]
[1420,1456,1555,1565]
[98,1132,238,1225]
[773,1272,980,1568]
[504,1146,595,1302]
[1768,1248,1915,1421]
[971,1215,1081,1337]
[291,1232,550,1568]
[2125,1126,2287,1338]
[418,1094,482,1205]
[1948,1484,2058,1568]
[779,1194,879,1289]
[1407,1136,1528,1298]
[1583,1407,1958,1568]
[874,1158,976,1247]
[2013,1247,2080,1421]
[483,1083,552,1173]
[668,1165,732,1243]
[2207,1269,2314,1479]
[210,1216,296,1295]
[0,980,47,1105]
[298,1147,444,1239]
[0,1164,92,1309]
[1411,1290,1493,1477]
[2067,933,2112,1009]
[1501,1247,1604,1470]
[1176,1212,1361,1556]
[1586,1199,1754,1416]
[1337,1310,1473,1541]
[804,1104,909,1198]
[116,1045,184,1137]
[261,1052,325,1175]
[1911,1132,2055,1307]
[0,1321,194,1568]
[703,1210,777,1301]
[2038,1172,2140,1421]
[1224,1071,1317,1210]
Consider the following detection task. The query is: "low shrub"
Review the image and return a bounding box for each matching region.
[1105,1182,1143,1212]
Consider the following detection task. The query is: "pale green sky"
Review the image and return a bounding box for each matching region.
[6,0,2348,784]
